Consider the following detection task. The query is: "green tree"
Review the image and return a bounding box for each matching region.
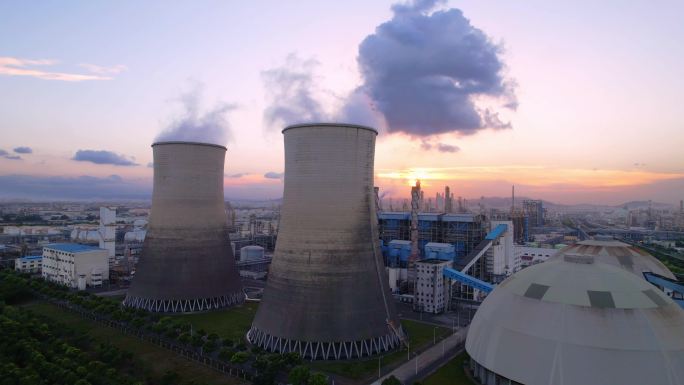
[308,372,328,385]
[382,375,402,385]
[230,352,249,364]
[161,370,180,385]
[288,365,310,385]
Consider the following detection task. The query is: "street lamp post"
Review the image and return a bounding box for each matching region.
[415,353,418,375]
[378,355,381,379]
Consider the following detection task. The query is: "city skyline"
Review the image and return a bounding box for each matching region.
[1,0,683,205]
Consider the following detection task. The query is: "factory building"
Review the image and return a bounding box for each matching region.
[415,259,450,313]
[515,245,557,268]
[239,245,265,262]
[466,251,684,385]
[41,244,108,289]
[249,123,405,360]
[15,255,42,273]
[98,207,116,266]
[423,242,455,261]
[124,141,243,313]
[522,199,545,227]
[378,212,487,262]
[384,239,412,267]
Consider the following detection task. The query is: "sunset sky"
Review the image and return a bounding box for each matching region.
[1,0,683,204]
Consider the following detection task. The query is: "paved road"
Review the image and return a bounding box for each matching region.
[370,327,468,385]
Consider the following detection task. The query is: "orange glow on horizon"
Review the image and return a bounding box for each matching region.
[376,166,684,189]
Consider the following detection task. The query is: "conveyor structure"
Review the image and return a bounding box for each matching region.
[644,272,684,309]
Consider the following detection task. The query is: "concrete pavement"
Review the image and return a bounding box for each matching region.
[370,327,468,385]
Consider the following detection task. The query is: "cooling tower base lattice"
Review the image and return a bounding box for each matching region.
[247,326,404,360]
[123,292,244,313]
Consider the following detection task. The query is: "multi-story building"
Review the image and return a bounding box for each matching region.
[523,200,545,227]
[415,259,450,313]
[15,255,42,273]
[41,243,108,289]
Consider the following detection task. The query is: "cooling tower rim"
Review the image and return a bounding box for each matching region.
[151,141,227,150]
[282,122,378,135]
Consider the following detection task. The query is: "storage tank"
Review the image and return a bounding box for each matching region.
[240,245,265,262]
[248,123,405,360]
[124,141,243,312]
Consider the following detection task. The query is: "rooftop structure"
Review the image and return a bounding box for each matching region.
[124,141,243,313]
[555,239,675,279]
[249,123,404,360]
[466,254,684,385]
[45,243,103,253]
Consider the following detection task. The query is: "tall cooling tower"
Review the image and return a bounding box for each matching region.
[248,123,405,360]
[124,141,243,312]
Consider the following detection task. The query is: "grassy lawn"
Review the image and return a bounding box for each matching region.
[310,319,451,380]
[23,301,244,385]
[170,302,258,341]
[423,352,475,385]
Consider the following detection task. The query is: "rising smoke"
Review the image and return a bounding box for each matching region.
[156,86,236,146]
[262,54,327,128]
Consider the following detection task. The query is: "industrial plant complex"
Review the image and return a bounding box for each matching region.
[2,124,684,385]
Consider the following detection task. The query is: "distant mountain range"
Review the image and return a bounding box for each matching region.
[465,197,675,212]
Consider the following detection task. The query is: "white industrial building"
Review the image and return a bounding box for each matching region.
[466,252,684,385]
[15,255,42,273]
[239,245,265,262]
[486,220,518,280]
[515,245,557,268]
[415,259,450,313]
[42,244,109,289]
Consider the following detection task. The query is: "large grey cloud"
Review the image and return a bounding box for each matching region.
[0,174,150,200]
[263,171,284,179]
[344,0,516,136]
[226,173,249,178]
[13,146,32,154]
[72,150,138,166]
[156,87,236,146]
[0,149,22,160]
[421,140,460,153]
[262,54,326,128]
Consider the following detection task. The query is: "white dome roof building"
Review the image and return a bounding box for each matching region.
[465,253,684,385]
[555,239,675,279]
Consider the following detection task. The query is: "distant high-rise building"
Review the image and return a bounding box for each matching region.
[523,199,545,227]
[99,207,116,266]
[445,186,453,213]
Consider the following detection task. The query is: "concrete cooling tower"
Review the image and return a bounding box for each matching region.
[248,123,405,360]
[124,141,243,312]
